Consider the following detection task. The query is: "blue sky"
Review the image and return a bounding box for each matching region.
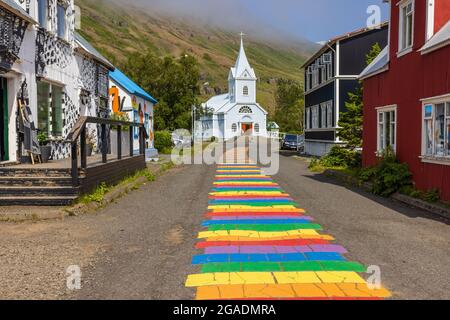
[129,0,390,43]
[240,0,390,42]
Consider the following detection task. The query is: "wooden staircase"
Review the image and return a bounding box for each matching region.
[0,167,81,206]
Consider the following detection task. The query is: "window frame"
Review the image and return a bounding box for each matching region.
[311,105,319,129]
[326,100,333,128]
[376,105,397,153]
[243,86,249,96]
[398,0,415,55]
[37,80,64,138]
[238,106,252,114]
[320,103,327,128]
[421,98,450,160]
[305,108,311,130]
[56,2,67,40]
[254,123,260,133]
[37,0,48,29]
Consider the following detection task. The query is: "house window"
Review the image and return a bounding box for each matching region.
[232,123,237,132]
[306,108,310,129]
[305,67,312,91]
[399,0,414,52]
[239,106,252,114]
[37,0,48,29]
[423,101,450,158]
[57,3,66,39]
[377,107,397,152]
[320,103,327,128]
[255,123,260,133]
[312,64,319,88]
[243,86,249,96]
[327,101,333,128]
[37,81,63,137]
[312,105,319,129]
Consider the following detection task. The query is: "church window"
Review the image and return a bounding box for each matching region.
[243,86,249,96]
[255,123,260,133]
[232,123,237,132]
[239,106,252,114]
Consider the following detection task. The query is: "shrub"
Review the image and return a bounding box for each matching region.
[154,131,173,152]
[359,147,412,197]
[319,146,361,168]
[423,189,440,203]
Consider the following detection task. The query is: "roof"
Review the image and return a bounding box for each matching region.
[109,68,158,104]
[420,21,450,55]
[359,45,389,80]
[0,0,37,24]
[301,22,389,68]
[74,32,114,70]
[203,94,231,112]
[267,122,280,129]
[230,37,256,79]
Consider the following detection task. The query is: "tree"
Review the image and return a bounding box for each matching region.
[274,79,304,134]
[337,43,382,149]
[123,52,200,131]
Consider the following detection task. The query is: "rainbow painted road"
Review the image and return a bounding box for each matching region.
[185,164,391,300]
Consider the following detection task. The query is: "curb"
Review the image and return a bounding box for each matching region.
[324,169,450,220]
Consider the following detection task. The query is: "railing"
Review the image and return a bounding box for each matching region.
[66,116,147,186]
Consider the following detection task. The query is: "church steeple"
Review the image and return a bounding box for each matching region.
[228,33,257,104]
[232,33,257,80]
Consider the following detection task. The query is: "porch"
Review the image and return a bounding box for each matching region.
[0,116,147,206]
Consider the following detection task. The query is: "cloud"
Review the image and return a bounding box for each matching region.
[109,0,311,45]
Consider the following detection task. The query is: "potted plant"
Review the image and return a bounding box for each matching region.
[86,131,96,157]
[37,132,52,163]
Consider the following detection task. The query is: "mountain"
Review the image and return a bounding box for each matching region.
[75,0,316,115]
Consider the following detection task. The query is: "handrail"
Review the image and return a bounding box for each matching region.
[68,116,149,186]
[67,116,146,143]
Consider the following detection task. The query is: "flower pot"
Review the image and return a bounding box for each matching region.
[40,145,52,163]
[86,144,93,157]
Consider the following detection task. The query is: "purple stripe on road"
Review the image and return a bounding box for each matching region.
[209,215,314,221]
[204,245,347,254]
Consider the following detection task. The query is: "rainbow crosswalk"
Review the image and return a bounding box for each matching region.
[185,164,391,300]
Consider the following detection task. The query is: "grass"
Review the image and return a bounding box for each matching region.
[78,168,157,205]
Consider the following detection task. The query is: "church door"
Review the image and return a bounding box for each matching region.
[0,77,8,162]
[241,123,253,136]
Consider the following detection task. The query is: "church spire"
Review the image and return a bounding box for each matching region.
[233,33,256,79]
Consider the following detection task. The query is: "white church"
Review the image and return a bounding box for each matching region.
[196,36,268,141]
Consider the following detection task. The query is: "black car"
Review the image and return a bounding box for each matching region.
[281,134,304,151]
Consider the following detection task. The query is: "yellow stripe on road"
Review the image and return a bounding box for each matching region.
[186,271,367,287]
[198,229,322,239]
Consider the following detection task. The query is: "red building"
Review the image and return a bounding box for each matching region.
[360,0,450,201]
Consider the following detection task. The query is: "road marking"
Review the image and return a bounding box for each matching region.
[185,166,392,299]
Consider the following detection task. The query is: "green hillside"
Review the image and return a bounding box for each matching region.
[75,0,312,115]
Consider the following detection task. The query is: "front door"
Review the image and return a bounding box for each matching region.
[0,78,8,161]
[241,123,253,136]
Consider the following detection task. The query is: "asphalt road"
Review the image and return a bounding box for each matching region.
[70,153,450,299]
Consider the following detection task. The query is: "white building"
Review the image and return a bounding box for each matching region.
[0,0,113,163]
[109,68,158,159]
[197,36,268,141]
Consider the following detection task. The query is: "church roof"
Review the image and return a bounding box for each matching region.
[230,37,257,79]
[203,93,231,112]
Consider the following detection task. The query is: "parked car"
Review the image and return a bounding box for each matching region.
[281,134,304,151]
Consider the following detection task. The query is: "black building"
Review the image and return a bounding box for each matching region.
[302,24,388,156]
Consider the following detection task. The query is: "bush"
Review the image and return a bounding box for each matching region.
[319,146,361,168]
[359,147,412,197]
[154,131,173,153]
